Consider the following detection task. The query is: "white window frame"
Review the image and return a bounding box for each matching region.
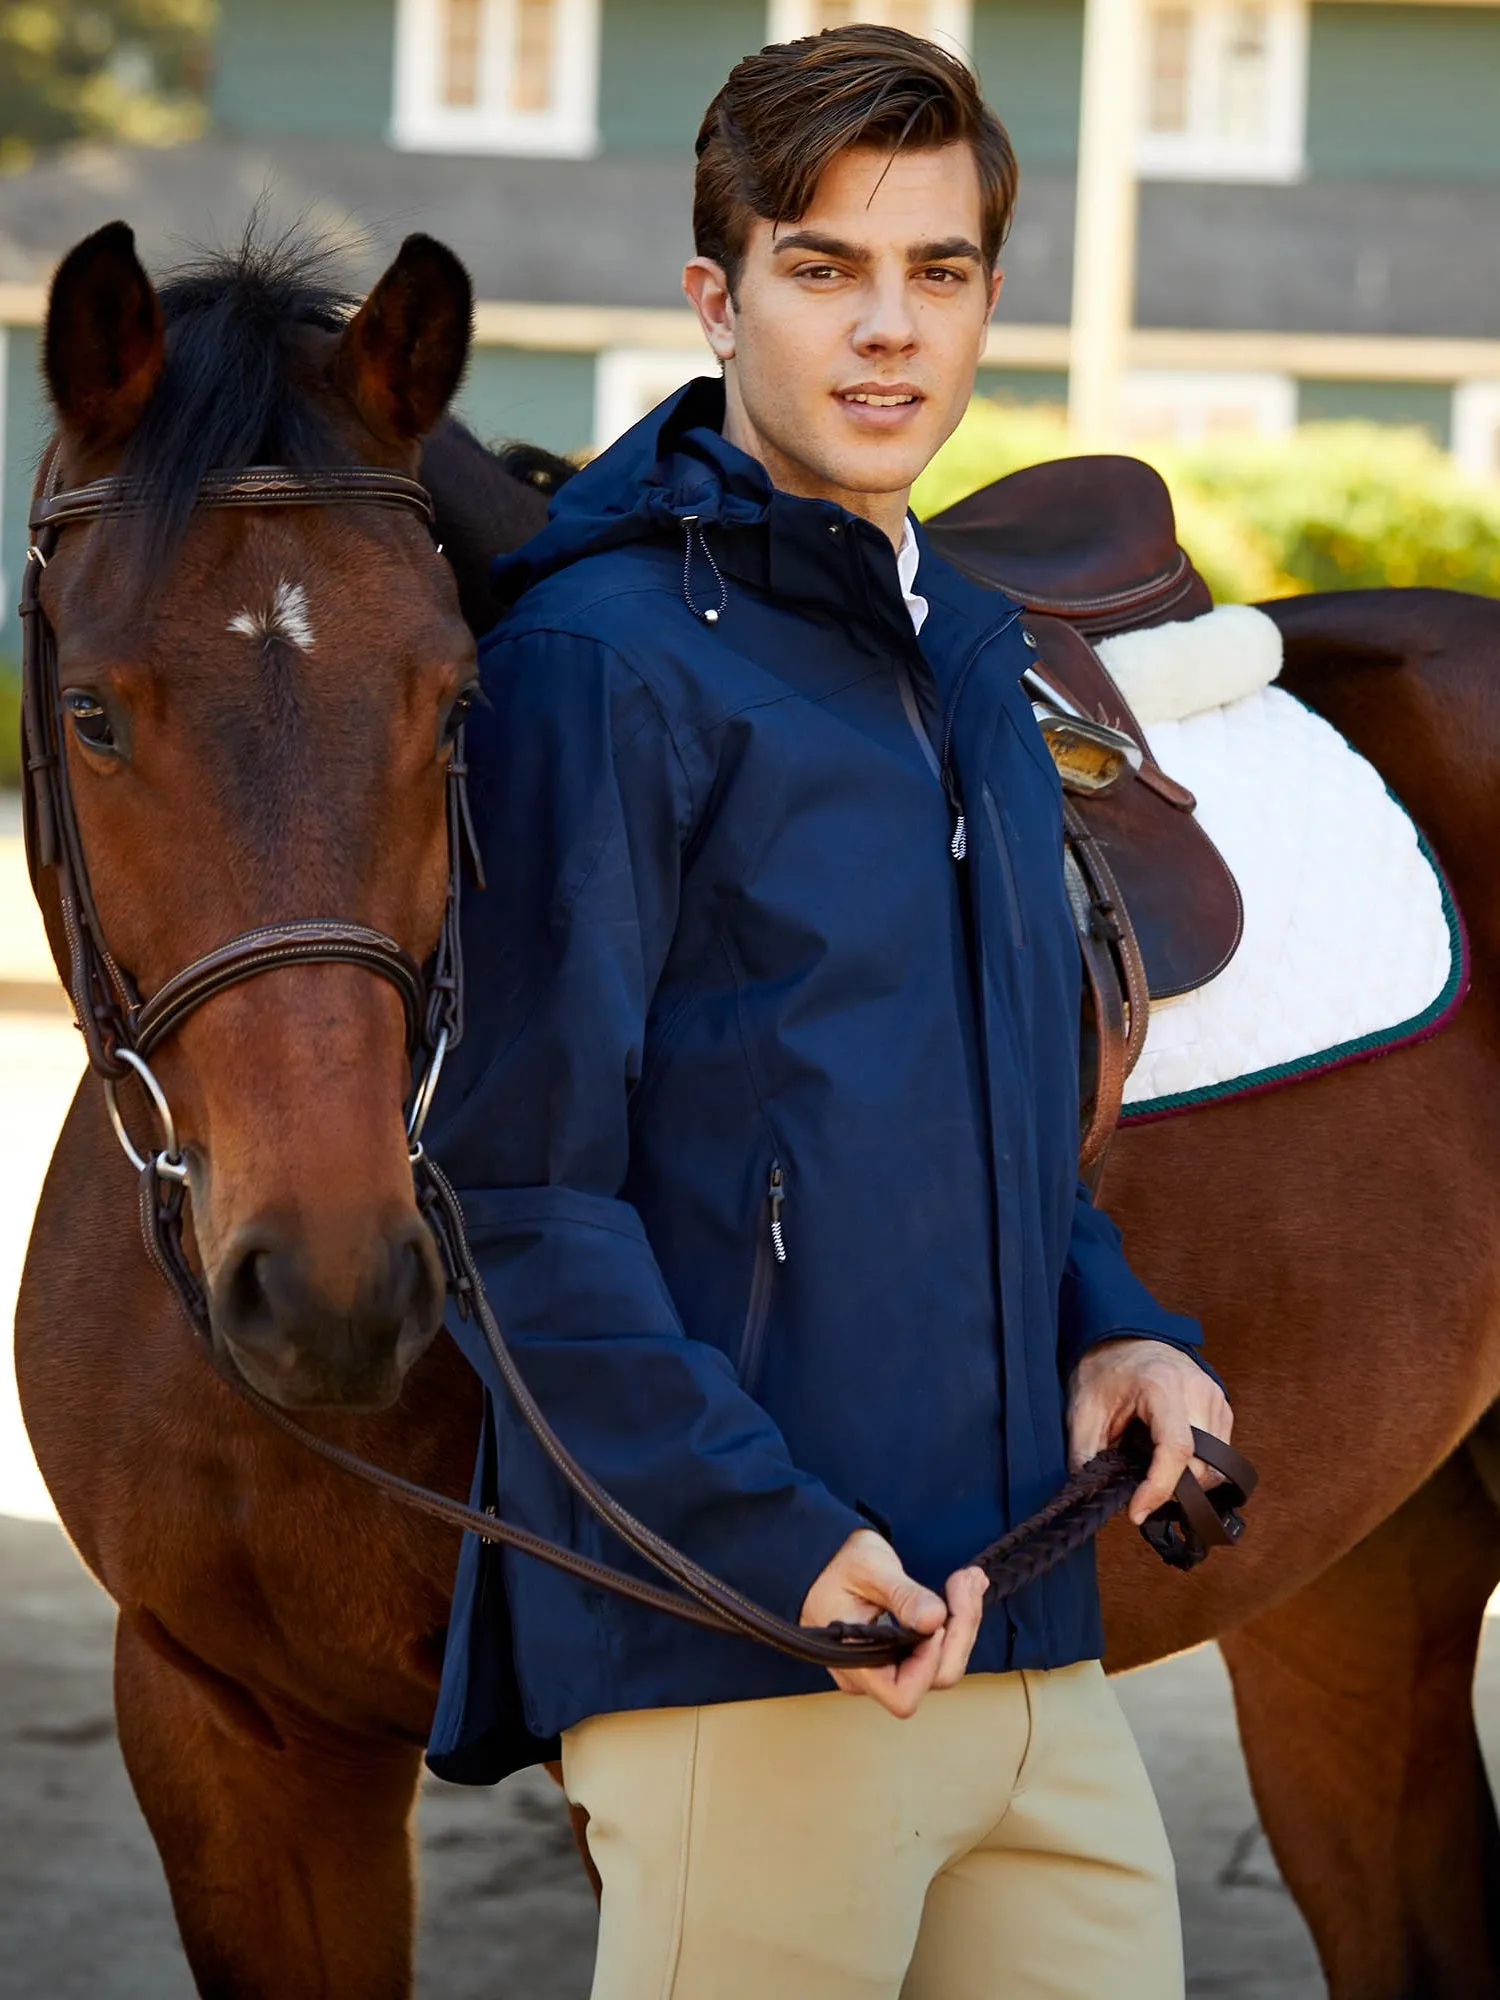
[595,348,715,454]
[1122,368,1296,445]
[1136,0,1309,185]
[767,1,973,60]
[391,0,600,157]
[1453,381,1500,485]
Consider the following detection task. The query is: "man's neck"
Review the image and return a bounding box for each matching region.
[721,401,910,553]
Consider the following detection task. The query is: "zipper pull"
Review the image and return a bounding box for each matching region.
[943,770,968,862]
[768,1162,787,1263]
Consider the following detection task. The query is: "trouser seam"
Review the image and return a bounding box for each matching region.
[660,1707,701,1999]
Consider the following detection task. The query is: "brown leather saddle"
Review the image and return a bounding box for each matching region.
[926,456,1245,1170]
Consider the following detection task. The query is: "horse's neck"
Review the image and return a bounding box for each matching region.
[419,418,551,641]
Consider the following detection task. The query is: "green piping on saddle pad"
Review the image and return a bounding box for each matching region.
[1118,806,1468,1127]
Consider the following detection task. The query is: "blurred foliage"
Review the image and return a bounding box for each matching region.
[913,398,1500,604]
[1,658,19,788]
[0,0,213,171]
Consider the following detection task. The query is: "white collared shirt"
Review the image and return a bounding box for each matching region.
[897,516,929,637]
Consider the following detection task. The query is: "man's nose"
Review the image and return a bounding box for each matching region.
[852,277,918,355]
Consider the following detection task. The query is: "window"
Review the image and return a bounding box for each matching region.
[1453,381,1500,485]
[391,0,599,155]
[767,1,973,57]
[595,349,714,454]
[1136,0,1308,183]
[1121,370,1296,445]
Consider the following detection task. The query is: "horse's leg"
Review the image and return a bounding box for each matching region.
[1219,1443,1500,2000]
[114,1606,423,2000]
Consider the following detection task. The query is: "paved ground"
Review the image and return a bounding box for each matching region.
[0,803,1492,1996]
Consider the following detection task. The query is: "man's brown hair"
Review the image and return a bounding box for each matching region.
[694,25,1018,293]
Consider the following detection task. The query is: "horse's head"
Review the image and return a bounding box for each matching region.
[36,221,476,1411]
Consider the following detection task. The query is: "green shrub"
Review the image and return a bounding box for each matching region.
[912,398,1500,605]
[0,658,19,790]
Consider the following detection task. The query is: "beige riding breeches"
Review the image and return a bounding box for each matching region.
[561,1659,1184,2000]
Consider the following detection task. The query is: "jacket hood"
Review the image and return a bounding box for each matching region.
[492,375,773,611]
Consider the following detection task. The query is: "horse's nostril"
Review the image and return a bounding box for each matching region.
[222,1237,282,1346]
[391,1218,445,1342]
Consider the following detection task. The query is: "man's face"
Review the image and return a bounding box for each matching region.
[689,142,999,513]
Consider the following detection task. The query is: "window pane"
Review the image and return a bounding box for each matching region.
[1146,6,1192,134]
[1219,3,1270,143]
[440,0,484,107]
[510,0,556,112]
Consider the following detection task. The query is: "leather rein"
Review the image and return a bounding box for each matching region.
[20,455,1256,1678]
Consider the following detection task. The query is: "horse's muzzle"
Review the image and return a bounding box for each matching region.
[209,1213,446,1411]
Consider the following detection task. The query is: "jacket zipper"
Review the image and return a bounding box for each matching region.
[738,1160,785,1391]
[893,612,1023,865]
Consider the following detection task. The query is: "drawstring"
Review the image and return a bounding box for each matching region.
[681,514,727,625]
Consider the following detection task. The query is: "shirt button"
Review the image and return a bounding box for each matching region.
[1023,629,1038,648]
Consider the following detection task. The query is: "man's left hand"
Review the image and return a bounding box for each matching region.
[1067,1338,1234,1527]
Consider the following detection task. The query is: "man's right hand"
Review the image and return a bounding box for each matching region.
[800,1528,987,1719]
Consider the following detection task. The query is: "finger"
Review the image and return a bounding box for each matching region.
[1186,1454,1226,1492]
[932,1567,986,1691]
[835,1629,944,1716]
[1067,1394,1113,1473]
[857,1562,946,1639]
[1129,1428,1194,1525]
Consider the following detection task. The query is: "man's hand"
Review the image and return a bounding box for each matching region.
[800,1528,987,1719]
[1068,1337,1234,1527]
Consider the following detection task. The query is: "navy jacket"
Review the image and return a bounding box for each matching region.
[424,379,1207,1784]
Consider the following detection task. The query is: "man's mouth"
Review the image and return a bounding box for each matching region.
[838,387,922,408]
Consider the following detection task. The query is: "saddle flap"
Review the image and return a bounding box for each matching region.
[1026,613,1243,1001]
[924,455,1212,638]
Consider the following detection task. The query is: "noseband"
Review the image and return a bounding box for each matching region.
[19,450,1255,1682]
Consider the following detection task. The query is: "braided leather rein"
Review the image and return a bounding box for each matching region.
[21,452,1255,1678]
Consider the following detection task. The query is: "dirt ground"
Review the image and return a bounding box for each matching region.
[3,806,1495,1997]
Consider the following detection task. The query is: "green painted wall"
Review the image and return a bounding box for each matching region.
[1307,5,1500,180]
[973,0,1083,168]
[1296,376,1453,445]
[212,0,395,140]
[1,327,46,668]
[456,345,596,454]
[598,0,766,154]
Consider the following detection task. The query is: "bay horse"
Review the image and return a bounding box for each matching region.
[15,221,1500,2000]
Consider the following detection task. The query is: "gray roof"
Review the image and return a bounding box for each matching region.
[1,137,1497,340]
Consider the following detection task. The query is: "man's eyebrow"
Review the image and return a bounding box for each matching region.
[770,229,870,264]
[909,238,985,265]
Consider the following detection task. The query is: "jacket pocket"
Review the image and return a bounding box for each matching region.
[982,783,1029,949]
[737,1159,786,1394]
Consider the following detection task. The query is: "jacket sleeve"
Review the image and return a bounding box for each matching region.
[427,623,865,1624]
[1057,1180,1222,1386]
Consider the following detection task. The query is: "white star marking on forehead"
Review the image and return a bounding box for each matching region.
[227,579,315,652]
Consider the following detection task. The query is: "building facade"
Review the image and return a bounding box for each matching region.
[4,0,1500,657]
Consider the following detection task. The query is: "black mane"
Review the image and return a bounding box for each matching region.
[116,222,357,579]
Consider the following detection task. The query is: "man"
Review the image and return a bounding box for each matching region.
[426,23,1231,1998]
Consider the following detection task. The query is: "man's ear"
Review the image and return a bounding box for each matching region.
[988,266,1004,317]
[683,258,736,362]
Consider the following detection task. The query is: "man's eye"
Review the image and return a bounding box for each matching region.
[62,690,117,753]
[797,264,842,281]
[920,268,965,285]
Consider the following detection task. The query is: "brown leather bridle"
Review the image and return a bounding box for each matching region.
[20,454,1256,1679]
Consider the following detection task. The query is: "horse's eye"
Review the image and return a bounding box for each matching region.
[440,683,478,750]
[63,690,117,753]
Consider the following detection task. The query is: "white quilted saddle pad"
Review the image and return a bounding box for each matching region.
[1094,606,1466,1122]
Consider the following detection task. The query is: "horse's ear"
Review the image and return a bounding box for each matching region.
[44,221,164,450]
[336,234,472,446]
